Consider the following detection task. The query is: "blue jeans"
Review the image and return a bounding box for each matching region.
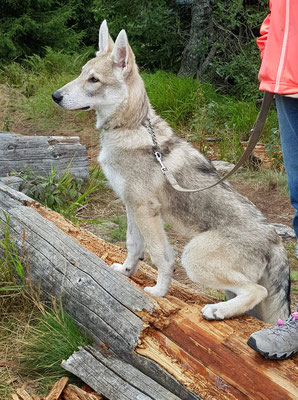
[275,94,298,240]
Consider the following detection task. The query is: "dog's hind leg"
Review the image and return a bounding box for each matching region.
[111,206,145,277]
[182,232,268,320]
[201,282,268,320]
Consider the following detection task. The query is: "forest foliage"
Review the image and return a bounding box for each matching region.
[0,0,269,100]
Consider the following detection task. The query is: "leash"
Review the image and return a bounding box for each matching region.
[145,91,274,193]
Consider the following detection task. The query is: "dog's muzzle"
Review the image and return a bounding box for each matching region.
[52,90,90,110]
[52,91,63,104]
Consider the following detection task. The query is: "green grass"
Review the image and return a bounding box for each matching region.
[110,215,127,242]
[17,304,92,393]
[0,48,92,130]
[291,271,298,282]
[0,299,92,398]
[0,370,13,400]
[142,70,202,130]
[0,212,25,294]
[164,223,172,232]
[284,241,298,295]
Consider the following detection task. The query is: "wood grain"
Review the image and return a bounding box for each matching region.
[0,131,89,178]
[45,377,68,400]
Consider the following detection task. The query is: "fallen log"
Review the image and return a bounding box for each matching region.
[0,182,297,400]
[0,132,89,179]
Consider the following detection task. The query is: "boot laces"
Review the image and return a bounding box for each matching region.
[272,312,298,336]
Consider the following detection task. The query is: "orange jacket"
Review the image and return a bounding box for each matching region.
[257,0,298,94]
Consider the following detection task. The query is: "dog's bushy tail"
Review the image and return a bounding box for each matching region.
[253,243,291,324]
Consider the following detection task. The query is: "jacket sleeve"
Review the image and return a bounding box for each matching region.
[256,2,272,59]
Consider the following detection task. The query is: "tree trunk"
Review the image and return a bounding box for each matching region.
[178,0,213,78]
[0,182,297,400]
[0,132,89,179]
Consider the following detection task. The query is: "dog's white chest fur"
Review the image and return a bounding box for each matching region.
[98,145,125,199]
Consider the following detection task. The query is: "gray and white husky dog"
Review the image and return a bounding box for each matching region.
[53,21,290,323]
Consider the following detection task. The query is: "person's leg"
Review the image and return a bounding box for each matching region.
[247,95,298,359]
[275,95,298,242]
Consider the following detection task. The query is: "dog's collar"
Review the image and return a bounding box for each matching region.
[102,122,123,130]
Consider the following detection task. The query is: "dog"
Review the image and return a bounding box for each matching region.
[52,20,291,323]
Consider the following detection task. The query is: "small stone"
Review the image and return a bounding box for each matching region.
[212,160,236,174]
[271,223,296,239]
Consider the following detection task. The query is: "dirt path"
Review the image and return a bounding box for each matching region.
[231,178,294,227]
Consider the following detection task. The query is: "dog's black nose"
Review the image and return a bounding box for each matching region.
[52,91,63,104]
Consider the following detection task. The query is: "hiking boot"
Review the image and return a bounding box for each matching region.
[247,311,298,360]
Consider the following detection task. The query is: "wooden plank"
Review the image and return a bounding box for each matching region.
[45,376,69,400]
[16,389,34,400]
[62,384,103,400]
[62,346,182,400]
[42,204,298,400]
[0,132,89,178]
[63,348,151,400]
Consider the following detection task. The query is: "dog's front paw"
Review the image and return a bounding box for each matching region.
[110,263,132,277]
[201,303,225,320]
[144,284,167,297]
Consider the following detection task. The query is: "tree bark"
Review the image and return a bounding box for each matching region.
[178,0,213,78]
[0,182,297,400]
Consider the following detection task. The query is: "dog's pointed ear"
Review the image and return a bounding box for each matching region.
[110,29,130,70]
[98,20,114,54]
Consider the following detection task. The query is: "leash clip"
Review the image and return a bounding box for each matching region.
[154,151,168,174]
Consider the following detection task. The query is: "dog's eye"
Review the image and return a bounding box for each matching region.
[89,77,100,83]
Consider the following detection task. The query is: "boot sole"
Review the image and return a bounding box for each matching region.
[247,336,295,360]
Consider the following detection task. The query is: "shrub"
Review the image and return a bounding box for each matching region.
[17,165,101,222]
